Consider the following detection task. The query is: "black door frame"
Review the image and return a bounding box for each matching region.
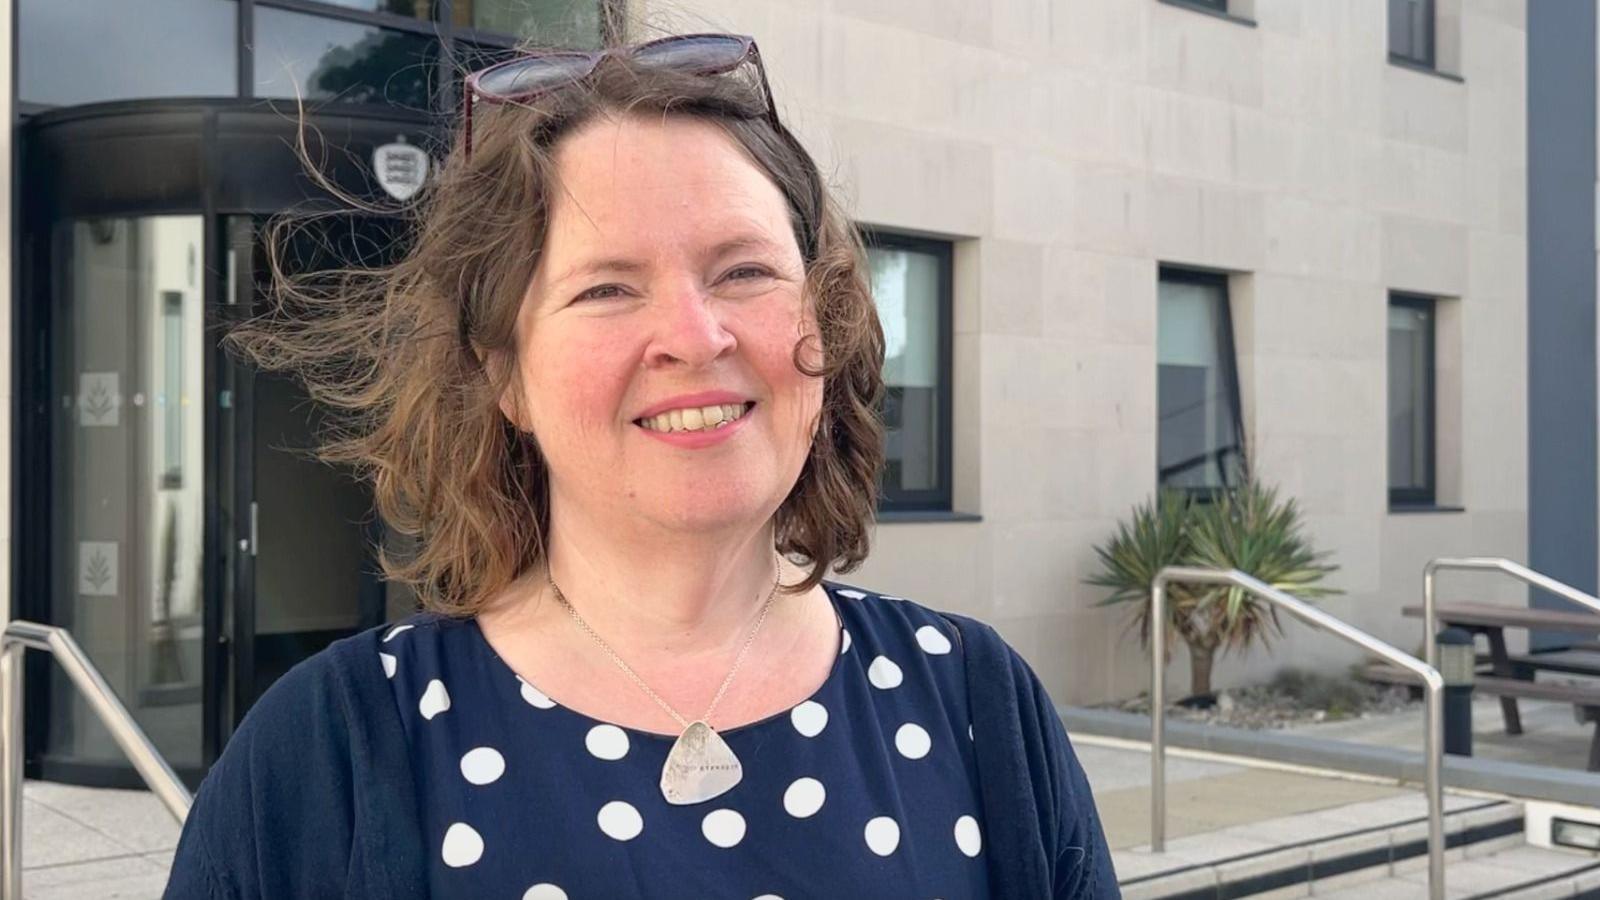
[16,98,432,788]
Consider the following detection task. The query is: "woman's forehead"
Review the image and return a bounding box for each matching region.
[543,115,796,258]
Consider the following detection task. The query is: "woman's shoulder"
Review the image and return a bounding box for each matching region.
[165,620,429,899]
[822,580,1008,660]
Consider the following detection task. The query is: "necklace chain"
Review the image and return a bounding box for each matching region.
[547,556,783,731]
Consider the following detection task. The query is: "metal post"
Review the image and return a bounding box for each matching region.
[1438,627,1475,756]
[0,624,195,900]
[1,642,23,900]
[1150,566,1444,900]
[1151,579,1166,852]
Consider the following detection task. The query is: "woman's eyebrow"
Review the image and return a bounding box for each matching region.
[550,235,783,286]
[550,257,649,286]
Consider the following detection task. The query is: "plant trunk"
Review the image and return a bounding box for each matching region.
[1188,644,1216,698]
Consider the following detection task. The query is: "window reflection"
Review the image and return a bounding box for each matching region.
[253,7,437,108]
[50,216,206,773]
[454,0,604,47]
[19,0,235,106]
[1157,271,1245,491]
[317,0,434,20]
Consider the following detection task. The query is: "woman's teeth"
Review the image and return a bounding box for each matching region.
[638,403,751,434]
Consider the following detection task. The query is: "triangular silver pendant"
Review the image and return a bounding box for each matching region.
[660,720,742,805]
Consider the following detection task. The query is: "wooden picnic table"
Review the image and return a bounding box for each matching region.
[1401,602,1600,737]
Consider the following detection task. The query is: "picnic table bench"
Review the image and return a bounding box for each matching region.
[1387,603,1600,770]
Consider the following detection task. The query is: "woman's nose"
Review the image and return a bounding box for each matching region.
[643,278,737,369]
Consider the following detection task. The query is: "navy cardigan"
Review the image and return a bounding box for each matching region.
[163,613,1119,899]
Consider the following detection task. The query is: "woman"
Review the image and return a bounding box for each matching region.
[165,34,1117,900]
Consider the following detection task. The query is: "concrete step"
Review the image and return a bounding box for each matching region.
[1117,796,1530,899]
[1313,844,1600,898]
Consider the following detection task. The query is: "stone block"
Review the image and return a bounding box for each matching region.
[1382,63,1469,153]
[829,116,992,237]
[1382,214,1468,297]
[977,239,1045,336]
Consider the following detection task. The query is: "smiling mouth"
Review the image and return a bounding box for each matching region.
[635,402,756,434]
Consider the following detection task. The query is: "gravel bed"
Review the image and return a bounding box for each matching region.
[1097,672,1422,730]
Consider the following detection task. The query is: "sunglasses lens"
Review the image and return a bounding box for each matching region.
[635,35,749,74]
[476,53,593,98]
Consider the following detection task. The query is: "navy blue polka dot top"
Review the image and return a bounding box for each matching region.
[376,582,992,900]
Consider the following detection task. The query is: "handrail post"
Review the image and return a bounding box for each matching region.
[1151,578,1166,852]
[1150,566,1444,900]
[0,622,194,899]
[1,640,23,900]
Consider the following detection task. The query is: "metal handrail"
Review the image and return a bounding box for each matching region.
[1151,566,1446,900]
[0,621,193,900]
[1423,557,1600,672]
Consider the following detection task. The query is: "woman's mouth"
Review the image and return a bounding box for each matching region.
[634,401,756,434]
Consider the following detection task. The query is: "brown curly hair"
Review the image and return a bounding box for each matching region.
[230,51,886,616]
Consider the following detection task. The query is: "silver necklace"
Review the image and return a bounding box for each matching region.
[547,556,783,805]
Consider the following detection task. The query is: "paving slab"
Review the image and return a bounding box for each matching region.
[16,781,178,900]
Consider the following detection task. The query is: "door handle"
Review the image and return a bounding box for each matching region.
[243,500,258,557]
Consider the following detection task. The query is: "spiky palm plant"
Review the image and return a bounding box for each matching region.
[1088,489,1207,677]
[1088,481,1341,699]
[1180,480,1340,697]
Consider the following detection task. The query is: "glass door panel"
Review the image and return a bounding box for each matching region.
[48,215,207,773]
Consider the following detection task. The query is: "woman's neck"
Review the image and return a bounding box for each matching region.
[529,506,786,664]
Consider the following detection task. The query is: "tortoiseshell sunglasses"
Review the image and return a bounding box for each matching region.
[462,33,779,159]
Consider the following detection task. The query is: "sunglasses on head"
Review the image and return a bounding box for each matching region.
[462,33,779,160]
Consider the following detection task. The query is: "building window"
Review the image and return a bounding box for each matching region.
[1388,294,1435,506]
[19,0,237,106]
[252,6,439,108]
[1389,0,1435,68]
[1157,268,1245,492]
[864,232,953,512]
[453,0,606,46]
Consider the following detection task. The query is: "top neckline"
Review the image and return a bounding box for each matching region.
[464,581,852,742]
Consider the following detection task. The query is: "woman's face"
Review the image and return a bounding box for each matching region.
[506,113,823,537]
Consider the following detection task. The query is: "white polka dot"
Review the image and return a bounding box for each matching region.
[597,800,643,841]
[915,625,953,655]
[460,747,505,785]
[752,895,784,900]
[790,701,829,737]
[383,623,413,642]
[837,589,867,600]
[518,678,557,709]
[585,724,629,760]
[379,652,397,678]
[701,808,746,848]
[840,629,852,654]
[419,679,451,720]
[868,656,903,689]
[881,595,907,602]
[895,723,932,760]
[523,886,568,900]
[440,822,483,867]
[969,723,974,741]
[864,816,900,856]
[783,777,826,818]
[955,815,982,857]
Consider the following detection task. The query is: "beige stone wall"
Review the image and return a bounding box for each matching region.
[638,0,1530,704]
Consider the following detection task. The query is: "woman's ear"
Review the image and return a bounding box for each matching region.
[482,347,533,432]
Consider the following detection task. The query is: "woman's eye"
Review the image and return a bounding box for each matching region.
[723,264,774,282]
[574,283,628,302]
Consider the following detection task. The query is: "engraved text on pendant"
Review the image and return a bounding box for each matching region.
[661,721,742,805]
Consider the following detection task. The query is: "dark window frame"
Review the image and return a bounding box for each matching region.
[1388,0,1436,69]
[1388,292,1437,508]
[1155,0,1257,28]
[23,0,625,116]
[1156,265,1247,496]
[861,229,954,514]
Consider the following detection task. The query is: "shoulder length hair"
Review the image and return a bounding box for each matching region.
[232,52,886,616]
